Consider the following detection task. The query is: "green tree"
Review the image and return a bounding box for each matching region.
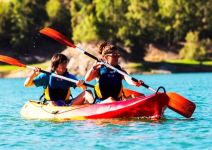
[71,0,98,42]
[1,0,212,61]
[180,31,206,61]
[157,0,212,45]
[70,0,158,60]
[95,0,128,42]
[195,0,212,39]
[119,0,158,60]
[46,0,71,35]
[0,1,28,50]
[0,0,48,51]
[0,1,12,46]
[157,0,190,45]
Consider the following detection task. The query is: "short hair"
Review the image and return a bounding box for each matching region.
[51,53,69,71]
[98,42,119,56]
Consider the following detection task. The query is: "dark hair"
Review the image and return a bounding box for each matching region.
[51,53,69,71]
[98,42,118,56]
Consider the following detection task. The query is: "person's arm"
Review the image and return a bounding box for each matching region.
[76,80,87,90]
[122,69,143,87]
[24,67,40,87]
[67,73,87,90]
[85,62,102,82]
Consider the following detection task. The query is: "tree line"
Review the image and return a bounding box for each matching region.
[0,0,212,60]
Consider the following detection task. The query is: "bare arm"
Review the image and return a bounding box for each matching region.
[76,80,87,90]
[24,67,40,87]
[85,62,102,82]
[122,69,143,86]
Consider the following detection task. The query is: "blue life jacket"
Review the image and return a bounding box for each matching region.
[34,71,76,102]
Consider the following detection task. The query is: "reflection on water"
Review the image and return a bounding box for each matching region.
[92,118,166,126]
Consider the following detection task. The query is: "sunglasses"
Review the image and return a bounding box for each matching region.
[106,53,120,58]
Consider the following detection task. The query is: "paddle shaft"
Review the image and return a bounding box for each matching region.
[75,46,157,92]
[0,55,94,87]
[26,66,93,88]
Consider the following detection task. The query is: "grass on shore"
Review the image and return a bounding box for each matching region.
[166,59,212,65]
[124,63,151,72]
[0,65,19,72]
[1,59,212,75]
[0,62,49,73]
[125,59,212,73]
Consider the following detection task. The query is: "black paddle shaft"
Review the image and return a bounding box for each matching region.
[84,49,150,90]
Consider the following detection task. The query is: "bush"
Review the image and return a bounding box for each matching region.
[180,31,206,61]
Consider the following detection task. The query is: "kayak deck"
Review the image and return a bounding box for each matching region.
[20,93,169,121]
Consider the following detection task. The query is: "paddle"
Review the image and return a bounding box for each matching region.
[39,27,157,93]
[39,27,196,118]
[122,89,195,118]
[0,55,146,98]
[167,92,196,118]
[0,55,94,88]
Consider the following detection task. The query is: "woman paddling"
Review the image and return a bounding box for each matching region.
[85,42,143,103]
[24,53,94,106]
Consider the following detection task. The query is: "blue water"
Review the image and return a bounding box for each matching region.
[0,73,211,150]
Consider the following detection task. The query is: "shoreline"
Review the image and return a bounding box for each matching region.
[1,62,212,78]
[1,44,212,78]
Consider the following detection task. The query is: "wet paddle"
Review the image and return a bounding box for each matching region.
[0,55,94,88]
[39,27,196,118]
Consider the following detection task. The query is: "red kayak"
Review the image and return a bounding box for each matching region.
[20,93,169,121]
[0,55,196,121]
[85,93,168,119]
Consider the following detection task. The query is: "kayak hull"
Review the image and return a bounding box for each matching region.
[20,93,169,121]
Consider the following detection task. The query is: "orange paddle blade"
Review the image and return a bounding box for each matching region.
[40,28,76,48]
[0,55,26,67]
[123,88,144,98]
[167,92,196,118]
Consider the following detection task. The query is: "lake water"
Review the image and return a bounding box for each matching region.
[0,73,211,150]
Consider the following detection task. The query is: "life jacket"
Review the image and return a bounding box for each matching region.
[41,71,72,102]
[44,86,70,101]
[94,65,123,100]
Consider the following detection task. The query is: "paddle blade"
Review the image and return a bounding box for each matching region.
[40,28,76,48]
[123,88,144,98]
[167,92,196,118]
[0,55,26,67]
